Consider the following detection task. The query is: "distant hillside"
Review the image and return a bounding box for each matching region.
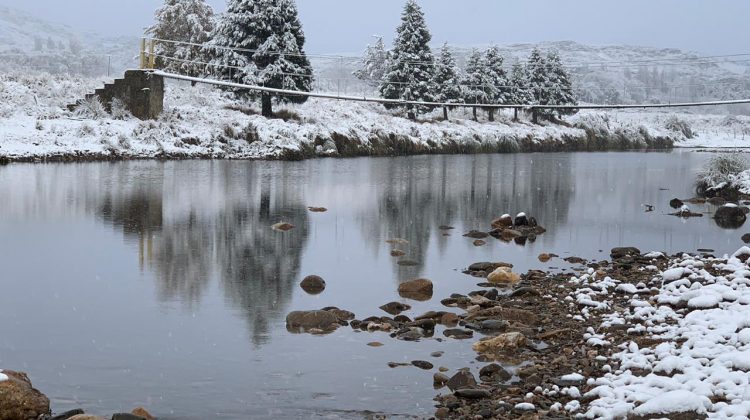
[314,40,750,113]
[0,6,138,75]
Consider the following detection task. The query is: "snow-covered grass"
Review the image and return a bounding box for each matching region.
[1,70,744,162]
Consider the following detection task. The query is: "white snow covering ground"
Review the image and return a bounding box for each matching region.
[2,71,743,161]
[554,247,750,418]
[0,369,7,382]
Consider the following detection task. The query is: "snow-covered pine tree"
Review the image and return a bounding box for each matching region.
[546,50,578,117]
[433,42,463,120]
[379,0,436,120]
[462,48,490,121]
[206,0,313,117]
[353,37,389,89]
[483,46,508,122]
[147,0,215,77]
[526,47,550,122]
[509,60,531,120]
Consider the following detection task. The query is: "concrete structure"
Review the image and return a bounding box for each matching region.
[71,70,164,120]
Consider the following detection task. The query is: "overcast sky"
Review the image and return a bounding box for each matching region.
[1,0,749,55]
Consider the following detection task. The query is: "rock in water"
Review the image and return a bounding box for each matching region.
[433,373,450,387]
[669,198,684,209]
[412,360,434,370]
[379,301,411,315]
[514,212,529,227]
[487,267,521,283]
[610,247,641,259]
[742,233,750,244]
[715,205,747,229]
[300,275,326,295]
[0,370,50,420]
[473,240,486,247]
[472,332,528,354]
[286,310,339,333]
[463,230,489,239]
[271,222,294,231]
[131,408,155,420]
[446,370,477,391]
[397,279,434,301]
[491,214,513,229]
[390,249,406,257]
[538,253,552,262]
[308,207,328,213]
[443,329,474,339]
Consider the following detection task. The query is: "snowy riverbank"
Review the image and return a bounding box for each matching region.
[1,72,749,162]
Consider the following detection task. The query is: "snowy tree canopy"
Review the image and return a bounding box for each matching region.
[206,0,313,113]
[353,37,389,88]
[546,50,578,116]
[147,0,215,75]
[433,42,463,105]
[483,46,508,106]
[509,60,532,105]
[462,49,490,105]
[527,47,551,111]
[379,0,436,118]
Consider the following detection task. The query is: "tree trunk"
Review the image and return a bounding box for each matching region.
[488,109,495,122]
[443,106,449,120]
[513,108,518,121]
[262,94,273,118]
[472,107,478,121]
[191,81,197,87]
[408,111,416,120]
[532,108,538,124]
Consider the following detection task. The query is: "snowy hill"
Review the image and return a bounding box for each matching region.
[0,6,138,75]
[0,6,83,53]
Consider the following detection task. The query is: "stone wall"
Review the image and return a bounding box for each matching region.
[84,70,164,120]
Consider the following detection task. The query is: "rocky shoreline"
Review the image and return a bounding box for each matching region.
[282,205,750,419]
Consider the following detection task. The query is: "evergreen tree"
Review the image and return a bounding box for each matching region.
[483,46,508,122]
[207,0,313,117]
[353,37,389,89]
[509,60,531,120]
[147,0,215,77]
[546,50,578,117]
[433,42,463,120]
[526,48,550,122]
[379,0,436,120]
[462,49,490,121]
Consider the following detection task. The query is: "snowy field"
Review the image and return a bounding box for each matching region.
[1,72,749,161]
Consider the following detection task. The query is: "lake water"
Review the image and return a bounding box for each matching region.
[0,152,744,419]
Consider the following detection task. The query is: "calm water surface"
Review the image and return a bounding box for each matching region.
[0,152,743,419]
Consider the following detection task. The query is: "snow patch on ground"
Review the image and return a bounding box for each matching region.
[579,250,750,418]
[0,370,7,382]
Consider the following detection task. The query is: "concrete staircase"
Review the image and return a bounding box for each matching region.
[68,70,164,120]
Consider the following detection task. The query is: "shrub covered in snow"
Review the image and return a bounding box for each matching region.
[664,114,695,139]
[696,152,749,190]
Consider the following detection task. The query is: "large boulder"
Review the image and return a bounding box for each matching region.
[0,370,50,420]
[286,310,340,334]
[397,279,434,301]
[715,205,747,229]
